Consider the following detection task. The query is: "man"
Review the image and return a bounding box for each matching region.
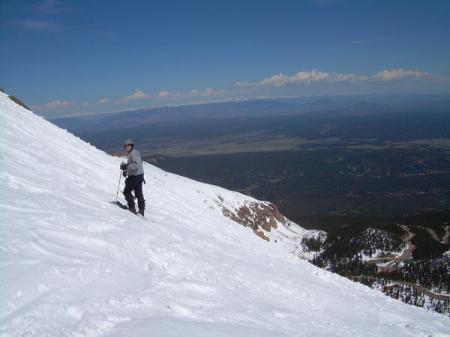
[120,139,145,216]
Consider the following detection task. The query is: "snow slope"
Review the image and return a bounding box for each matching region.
[0,91,449,337]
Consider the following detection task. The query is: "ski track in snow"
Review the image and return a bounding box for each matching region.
[1,91,450,337]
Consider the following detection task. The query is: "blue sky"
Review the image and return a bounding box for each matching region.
[1,0,449,117]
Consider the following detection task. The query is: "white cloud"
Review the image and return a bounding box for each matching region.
[234,80,258,88]
[126,89,150,100]
[189,89,201,96]
[38,0,69,15]
[13,19,58,31]
[116,89,151,104]
[97,98,110,104]
[32,99,70,111]
[158,90,170,97]
[235,68,431,87]
[334,73,369,81]
[290,70,332,84]
[236,70,342,87]
[111,87,221,106]
[188,88,219,97]
[41,66,440,116]
[45,100,69,109]
[202,88,216,96]
[261,73,290,87]
[372,68,429,81]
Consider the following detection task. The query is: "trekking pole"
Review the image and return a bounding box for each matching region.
[115,170,122,203]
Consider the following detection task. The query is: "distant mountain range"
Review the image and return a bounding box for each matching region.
[50,94,450,133]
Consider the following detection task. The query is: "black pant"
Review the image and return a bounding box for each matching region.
[123,174,145,211]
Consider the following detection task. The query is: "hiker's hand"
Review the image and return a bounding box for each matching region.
[122,169,128,177]
[120,162,128,170]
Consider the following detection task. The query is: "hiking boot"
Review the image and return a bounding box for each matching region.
[128,207,137,214]
[138,209,145,216]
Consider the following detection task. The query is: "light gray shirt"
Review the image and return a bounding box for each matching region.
[127,148,144,176]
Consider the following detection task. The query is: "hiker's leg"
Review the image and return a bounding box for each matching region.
[134,176,145,215]
[123,177,136,211]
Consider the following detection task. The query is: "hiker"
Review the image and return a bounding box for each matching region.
[120,139,145,215]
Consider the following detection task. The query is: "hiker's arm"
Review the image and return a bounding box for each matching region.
[127,151,139,171]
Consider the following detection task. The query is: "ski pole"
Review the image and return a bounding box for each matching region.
[115,170,122,203]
